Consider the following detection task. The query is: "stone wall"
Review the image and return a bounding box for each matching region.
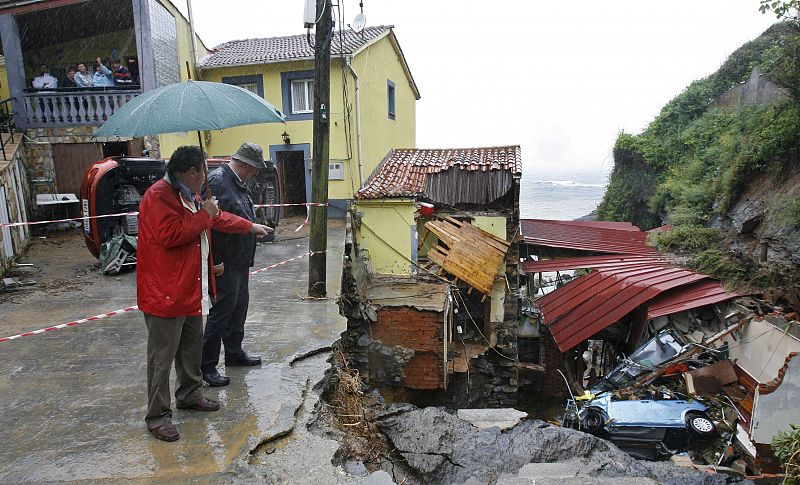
[710,67,789,110]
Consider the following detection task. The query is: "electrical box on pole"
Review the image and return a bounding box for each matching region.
[303,0,317,28]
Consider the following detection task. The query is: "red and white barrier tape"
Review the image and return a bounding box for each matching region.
[0,211,137,228]
[0,203,329,228]
[254,202,327,208]
[248,250,324,275]
[295,205,310,233]
[0,250,322,343]
[0,305,140,343]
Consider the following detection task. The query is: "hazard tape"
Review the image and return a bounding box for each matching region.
[0,203,329,228]
[0,211,137,228]
[0,305,140,343]
[254,202,328,208]
[0,250,321,343]
[247,250,324,275]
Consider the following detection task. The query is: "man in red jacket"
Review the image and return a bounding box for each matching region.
[137,146,270,442]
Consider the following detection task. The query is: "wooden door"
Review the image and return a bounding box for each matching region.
[52,143,103,195]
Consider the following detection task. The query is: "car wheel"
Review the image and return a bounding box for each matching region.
[686,412,716,437]
[581,409,604,434]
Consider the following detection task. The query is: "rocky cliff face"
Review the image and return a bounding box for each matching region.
[716,163,800,306]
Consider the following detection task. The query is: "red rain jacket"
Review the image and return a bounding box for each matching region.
[136,178,253,318]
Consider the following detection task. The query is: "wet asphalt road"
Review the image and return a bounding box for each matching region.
[0,221,348,483]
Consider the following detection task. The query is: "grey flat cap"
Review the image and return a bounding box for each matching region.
[231,142,267,169]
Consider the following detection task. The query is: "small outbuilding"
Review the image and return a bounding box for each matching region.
[338,146,522,407]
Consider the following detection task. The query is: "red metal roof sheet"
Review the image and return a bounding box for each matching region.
[521,219,658,256]
[356,146,522,200]
[646,280,739,320]
[536,220,642,232]
[538,264,710,352]
[521,255,663,273]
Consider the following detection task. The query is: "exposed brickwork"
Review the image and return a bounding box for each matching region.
[403,353,441,389]
[372,307,444,389]
[372,307,442,353]
[540,328,569,398]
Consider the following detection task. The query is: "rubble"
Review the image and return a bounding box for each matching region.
[376,406,738,485]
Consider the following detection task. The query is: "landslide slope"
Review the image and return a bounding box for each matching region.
[597,21,800,307]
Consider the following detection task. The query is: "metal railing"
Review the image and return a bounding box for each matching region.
[21,88,142,128]
[0,97,15,160]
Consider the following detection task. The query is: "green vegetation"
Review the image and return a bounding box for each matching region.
[597,20,800,288]
[690,250,746,283]
[772,423,800,484]
[779,195,800,229]
[648,226,721,252]
[598,22,800,232]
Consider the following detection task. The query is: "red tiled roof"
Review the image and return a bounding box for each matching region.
[538,263,710,352]
[521,219,658,256]
[356,146,522,200]
[646,280,740,320]
[200,26,392,68]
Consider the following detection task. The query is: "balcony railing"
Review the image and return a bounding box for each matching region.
[22,87,142,128]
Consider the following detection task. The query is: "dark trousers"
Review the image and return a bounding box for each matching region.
[144,313,203,430]
[201,266,249,374]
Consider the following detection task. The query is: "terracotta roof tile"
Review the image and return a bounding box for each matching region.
[200,26,392,68]
[357,146,522,199]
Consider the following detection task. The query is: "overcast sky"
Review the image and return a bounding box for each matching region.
[185,1,778,178]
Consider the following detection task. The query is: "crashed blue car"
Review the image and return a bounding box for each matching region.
[578,394,716,459]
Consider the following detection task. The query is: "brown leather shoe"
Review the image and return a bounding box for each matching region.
[177,397,220,412]
[150,422,180,442]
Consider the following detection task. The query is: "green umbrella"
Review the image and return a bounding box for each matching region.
[95,80,285,137]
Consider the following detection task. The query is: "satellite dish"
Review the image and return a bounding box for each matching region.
[351,13,366,33]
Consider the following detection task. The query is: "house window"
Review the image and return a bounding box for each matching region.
[238,83,260,95]
[281,70,315,121]
[387,79,396,120]
[291,79,314,113]
[221,74,264,98]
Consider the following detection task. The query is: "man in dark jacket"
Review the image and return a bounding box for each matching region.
[201,142,274,386]
[137,146,271,442]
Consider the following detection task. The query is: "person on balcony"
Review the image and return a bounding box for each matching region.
[32,65,57,90]
[74,63,94,88]
[109,58,133,85]
[63,68,78,88]
[93,58,114,87]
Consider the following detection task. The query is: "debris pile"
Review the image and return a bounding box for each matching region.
[561,298,800,478]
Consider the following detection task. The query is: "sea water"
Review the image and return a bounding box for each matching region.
[520,167,610,220]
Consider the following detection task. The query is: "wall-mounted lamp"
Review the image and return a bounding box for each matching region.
[281,131,291,144]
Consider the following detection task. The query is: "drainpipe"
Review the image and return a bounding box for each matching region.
[187,0,199,69]
[344,56,364,188]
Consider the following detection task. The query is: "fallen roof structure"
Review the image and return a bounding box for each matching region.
[539,263,710,352]
[522,219,657,256]
[521,220,739,352]
[425,217,510,295]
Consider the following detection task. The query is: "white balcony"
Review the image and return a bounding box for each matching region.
[22,88,142,128]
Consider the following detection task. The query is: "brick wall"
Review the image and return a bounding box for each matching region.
[540,328,569,398]
[373,306,444,389]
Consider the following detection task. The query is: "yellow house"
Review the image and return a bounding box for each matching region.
[198,26,420,217]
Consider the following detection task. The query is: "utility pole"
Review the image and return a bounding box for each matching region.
[308,0,332,297]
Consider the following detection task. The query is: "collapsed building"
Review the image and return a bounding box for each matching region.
[338,146,522,407]
[519,219,800,471]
